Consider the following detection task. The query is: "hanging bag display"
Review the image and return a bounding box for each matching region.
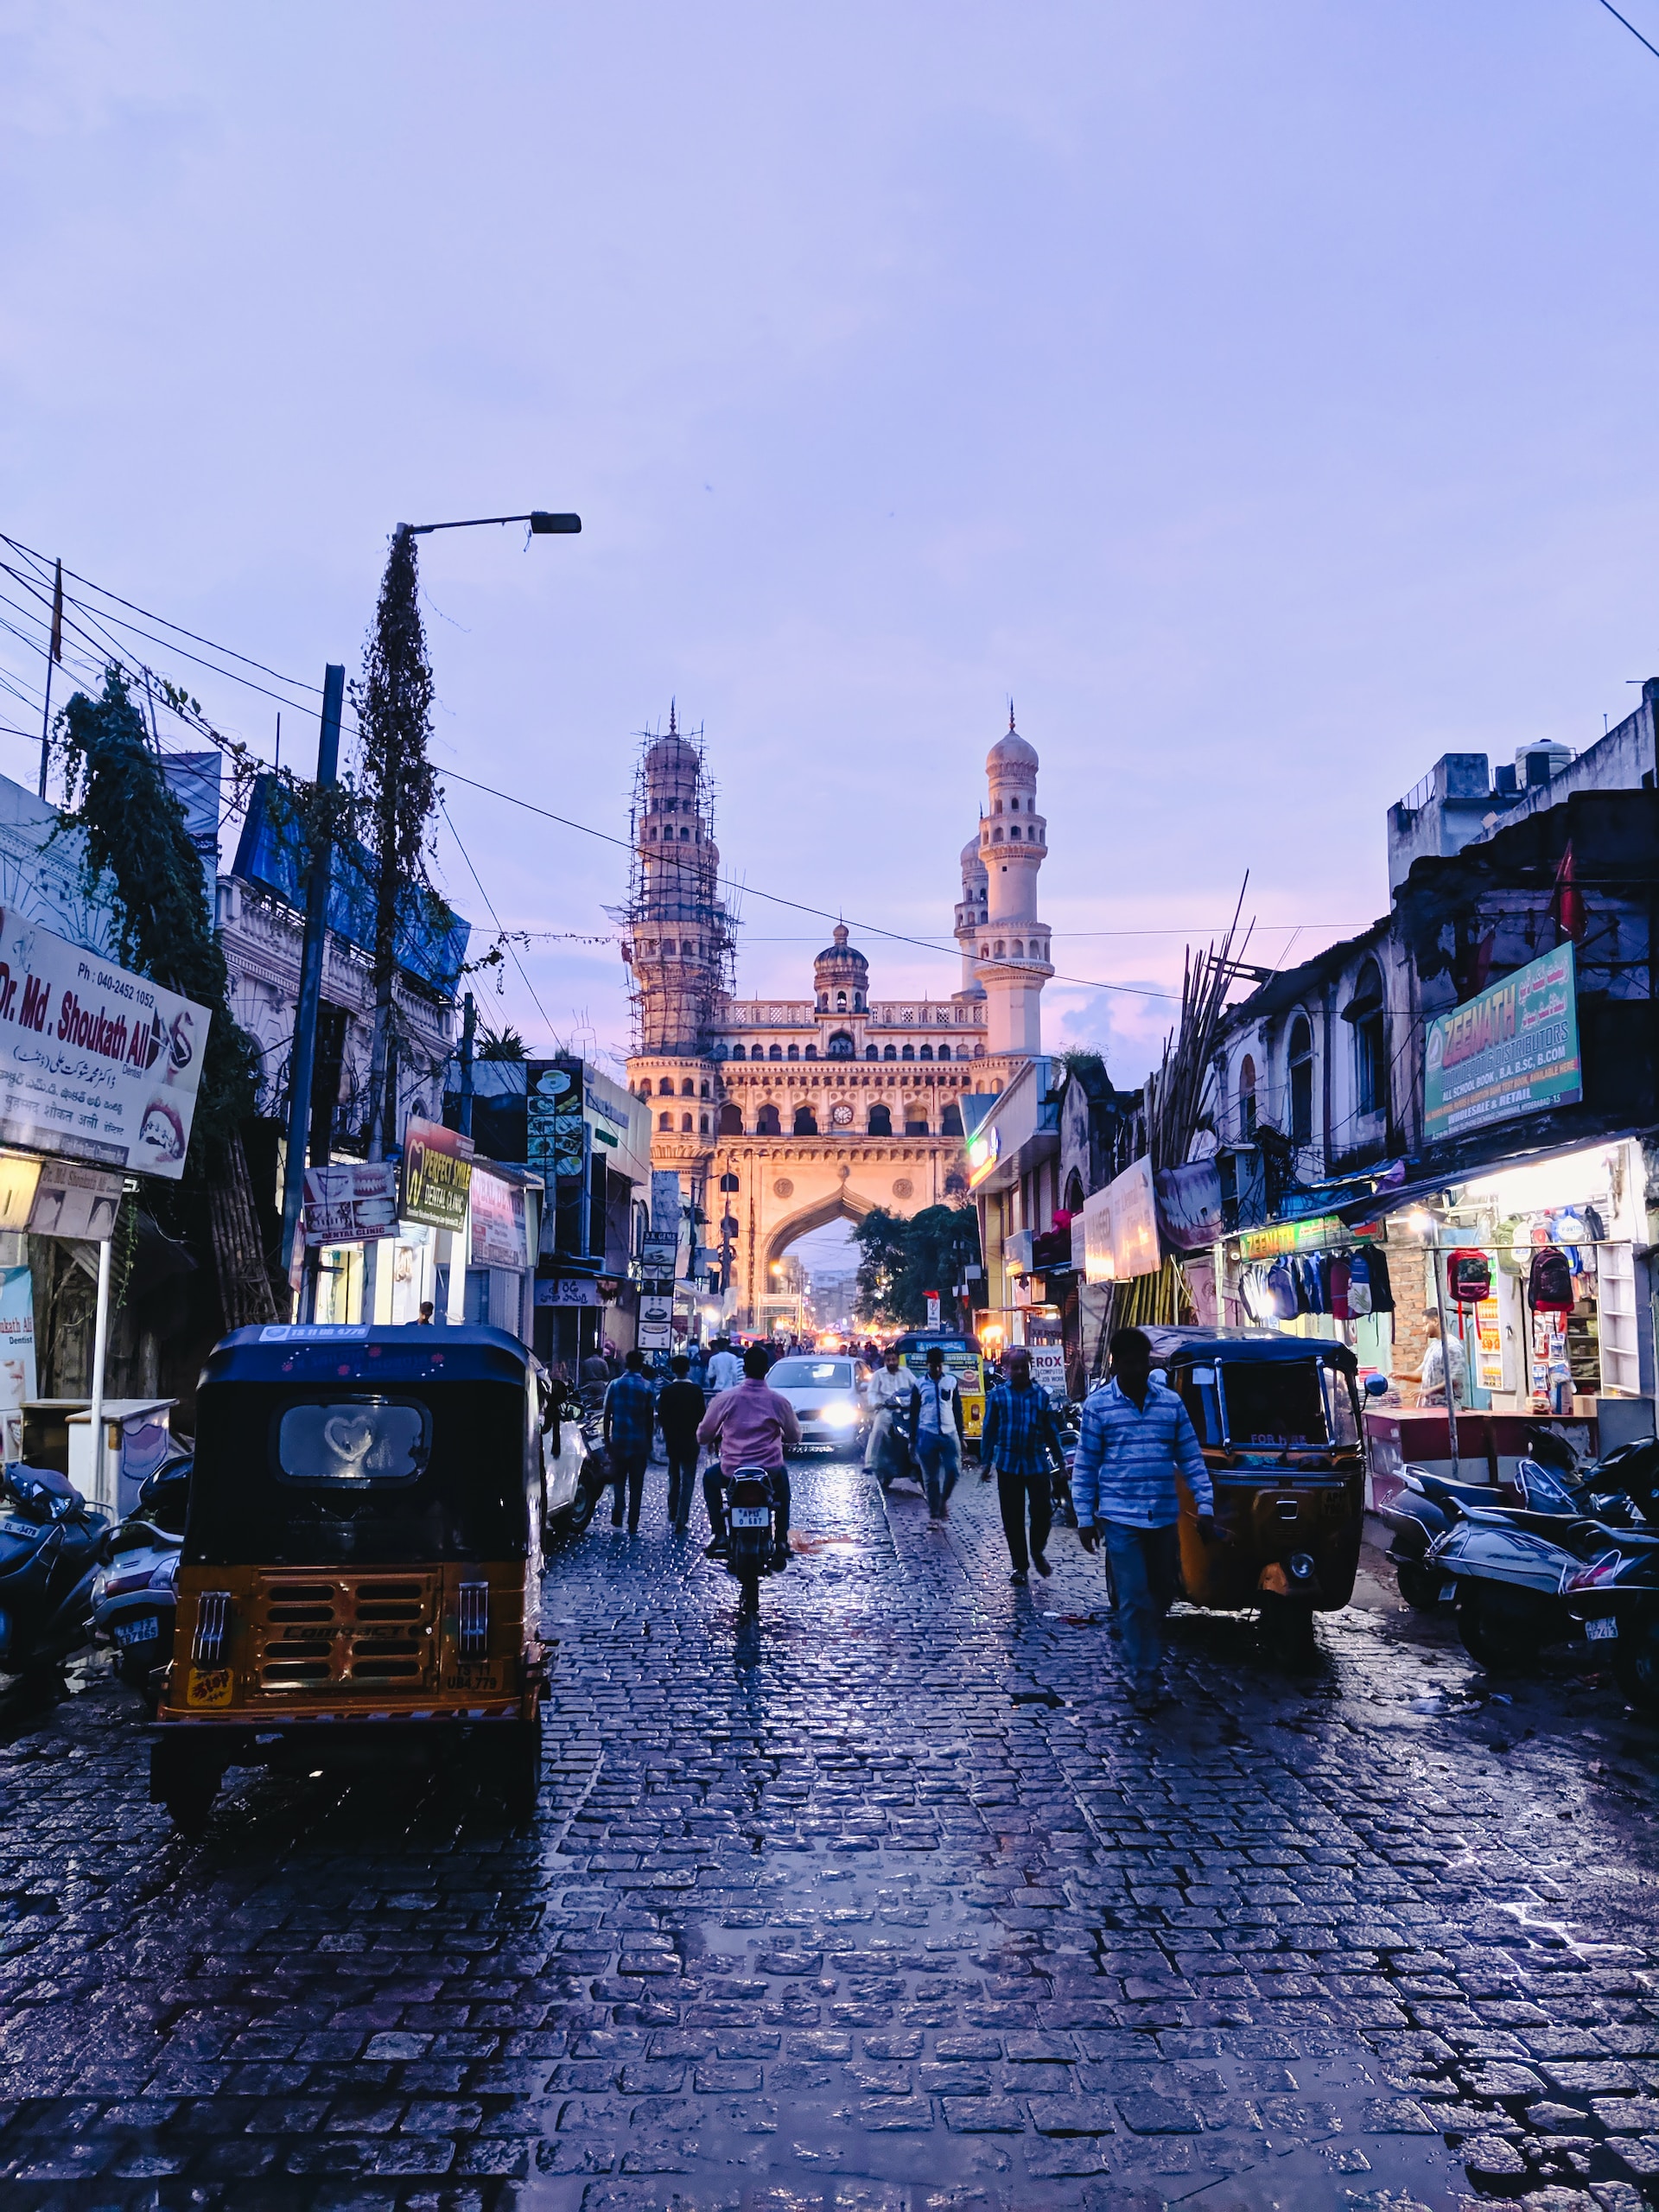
[1265,1258,1300,1321]
[1345,1248,1374,1317]
[1528,1245,1575,1314]
[1447,1249,1491,1304]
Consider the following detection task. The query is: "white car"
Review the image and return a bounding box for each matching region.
[766,1356,869,1456]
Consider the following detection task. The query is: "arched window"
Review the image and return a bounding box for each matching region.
[731,1044,746,1061]
[681,1077,695,1096]
[918,1044,933,1061]
[786,1044,800,1061]
[905,1107,929,1135]
[938,1045,954,1062]
[768,1044,782,1061]
[817,994,828,1011]
[1064,1170,1085,1215]
[901,1044,914,1061]
[717,1102,742,1135]
[756,1103,781,1135]
[1012,939,1024,957]
[1010,827,1020,842]
[995,940,1006,958]
[993,827,1004,843]
[658,1111,671,1132]
[854,992,863,1010]
[700,1079,709,1097]
[883,1044,897,1061]
[1346,961,1389,1119]
[828,1031,854,1058]
[1287,1014,1313,1145]
[865,1045,879,1060]
[1009,796,1019,812]
[940,1101,963,1136]
[793,1105,817,1135]
[868,1103,893,1135]
[698,1113,709,1134]
[680,1113,693,1133]
[804,1044,817,1060]
[1239,1053,1257,1140]
[836,991,847,1010]
[658,1077,673,1095]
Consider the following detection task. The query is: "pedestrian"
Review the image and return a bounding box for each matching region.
[687,1339,709,1389]
[601,1348,657,1535]
[697,1341,801,1564]
[1071,1326,1218,1714]
[1402,1314,1467,1408]
[416,1300,435,1325]
[909,1344,965,1522]
[579,1344,612,1416]
[863,1345,918,1489]
[657,1353,706,1535]
[705,1335,744,1395]
[982,1347,1067,1584]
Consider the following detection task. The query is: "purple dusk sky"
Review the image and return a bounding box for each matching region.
[4,3,1658,1091]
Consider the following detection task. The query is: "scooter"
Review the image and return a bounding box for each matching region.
[1427,1501,1645,1674]
[0,1464,111,1680]
[91,1456,191,1688]
[1560,1526,1659,1713]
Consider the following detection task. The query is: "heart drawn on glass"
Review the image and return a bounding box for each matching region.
[323,1413,376,1468]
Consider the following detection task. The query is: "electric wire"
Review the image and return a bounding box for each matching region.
[1594,0,1659,61]
[437,797,563,1049]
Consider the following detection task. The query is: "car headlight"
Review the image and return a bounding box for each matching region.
[823,1402,860,1428]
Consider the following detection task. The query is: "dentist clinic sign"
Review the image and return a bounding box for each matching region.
[0,908,210,1179]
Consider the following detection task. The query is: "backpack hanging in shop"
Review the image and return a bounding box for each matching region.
[1528,1245,1575,1313]
[1447,1249,1491,1304]
[1346,1248,1374,1317]
[1265,1258,1300,1321]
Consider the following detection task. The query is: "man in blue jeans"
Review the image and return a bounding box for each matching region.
[1071,1326,1218,1713]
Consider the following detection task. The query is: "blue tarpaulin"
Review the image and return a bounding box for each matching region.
[231,774,471,997]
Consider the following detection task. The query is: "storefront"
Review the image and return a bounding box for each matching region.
[1225,1211,1395,1379]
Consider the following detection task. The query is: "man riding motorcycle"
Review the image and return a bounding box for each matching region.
[697,1343,801,1567]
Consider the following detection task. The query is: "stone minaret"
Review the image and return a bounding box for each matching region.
[631,707,728,1057]
[974,709,1052,1058]
[954,834,988,1005]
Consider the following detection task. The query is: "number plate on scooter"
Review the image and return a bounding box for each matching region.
[113,1617,159,1646]
[1586,1615,1618,1642]
[730,1507,771,1528]
[1438,1582,1458,1603]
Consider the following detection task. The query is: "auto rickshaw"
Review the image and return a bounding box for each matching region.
[150,1323,547,1831]
[893,1331,986,1455]
[1139,1326,1366,1661]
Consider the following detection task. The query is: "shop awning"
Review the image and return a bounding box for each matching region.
[1331,1126,1649,1226]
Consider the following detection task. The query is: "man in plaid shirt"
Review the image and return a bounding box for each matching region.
[1072,1327,1218,1712]
[981,1349,1068,1585]
[601,1349,658,1535]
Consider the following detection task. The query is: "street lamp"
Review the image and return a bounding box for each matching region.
[281,505,582,1313]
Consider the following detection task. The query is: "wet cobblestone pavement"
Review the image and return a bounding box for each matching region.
[2,1454,1658,2212]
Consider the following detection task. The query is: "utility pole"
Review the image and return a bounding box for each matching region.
[279,664,345,1319]
[37,558,62,801]
[458,991,477,1138]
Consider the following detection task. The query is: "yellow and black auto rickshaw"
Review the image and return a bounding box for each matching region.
[151,1323,547,1830]
[1140,1326,1367,1662]
[893,1330,986,1454]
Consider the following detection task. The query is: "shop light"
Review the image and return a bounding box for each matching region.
[1406,1208,1435,1237]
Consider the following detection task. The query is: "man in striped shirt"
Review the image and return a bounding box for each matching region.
[1071,1327,1218,1712]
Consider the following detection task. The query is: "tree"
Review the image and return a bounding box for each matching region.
[477,1017,528,1061]
[351,529,438,1160]
[54,669,275,1325]
[851,1204,980,1328]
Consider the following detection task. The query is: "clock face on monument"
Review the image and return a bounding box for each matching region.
[830,1103,854,1127]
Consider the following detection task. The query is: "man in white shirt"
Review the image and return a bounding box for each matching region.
[704,1337,745,1395]
[863,1347,918,1487]
[1408,1317,1467,1408]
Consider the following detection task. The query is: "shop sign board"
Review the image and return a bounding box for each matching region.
[1235,1214,1379,1261]
[469,1167,527,1270]
[532,1277,604,1308]
[650,1169,683,1236]
[965,1122,1001,1189]
[399,1117,474,1235]
[28,1160,123,1240]
[0,1264,36,1464]
[1027,1343,1066,1402]
[1154,1160,1224,1251]
[1424,944,1582,1142]
[0,907,211,1179]
[1080,1160,1161,1281]
[527,1059,588,1185]
[302,1161,398,1248]
[0,1154,41,1230]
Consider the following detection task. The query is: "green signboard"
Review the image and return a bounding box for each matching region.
[1424,944,1581,1143]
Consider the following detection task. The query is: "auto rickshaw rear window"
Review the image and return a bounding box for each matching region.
[1219,1360,1328,1447]
[276,1397,431,1486]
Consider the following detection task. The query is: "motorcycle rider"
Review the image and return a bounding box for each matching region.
[697,1342,801,1566]
[863,1345,918,1488]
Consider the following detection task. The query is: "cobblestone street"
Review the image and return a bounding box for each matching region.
[3,1454,1657,2212]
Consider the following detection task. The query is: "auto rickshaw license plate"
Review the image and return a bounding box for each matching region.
[187,1667,233,1708]
[1586,1616,1618,1642]
[447,1662,503,1692]
[731,1507,771,1528]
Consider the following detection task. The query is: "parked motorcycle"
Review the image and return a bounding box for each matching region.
[1428,1498,1656,1674]
[1561,1528,1659,1713]
[540,1388,607,1539]
[718,1465,787,1621]
[90,1455,191,1687]
[0,1464,111,1681]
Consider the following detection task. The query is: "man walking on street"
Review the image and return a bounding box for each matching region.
[601,1348,657,1535]
[657,1353,705,1535]
[908,1344,965,1522]
[1071,1325,1218,1714]
[697,1342,801,1564]
[705,1335,744,1396]
[982,1348,1067,1583]
[863,1345,918,1489]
